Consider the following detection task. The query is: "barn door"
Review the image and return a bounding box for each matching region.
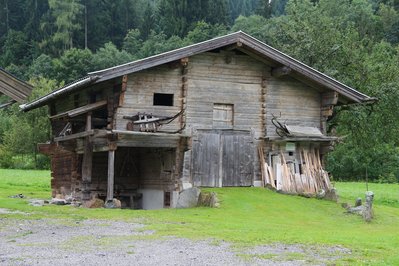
[221,132,253,186]
[192,131,220,187]
[192,131,253,187]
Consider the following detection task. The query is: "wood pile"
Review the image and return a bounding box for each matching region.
[259,147,331,195]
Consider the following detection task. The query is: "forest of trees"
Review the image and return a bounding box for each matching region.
[0,0,398,182]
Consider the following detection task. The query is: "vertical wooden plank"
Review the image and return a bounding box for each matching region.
[107,149,115,201]
[209,132,220,187]
[119,74,128,107]
[222,132,253,187]
[221,133,231,186]
[217,134,223,187]
[81,137,92,201]
[192,131,220,187]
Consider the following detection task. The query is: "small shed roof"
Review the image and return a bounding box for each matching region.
[0,68,33,104]
[21,31,375,112]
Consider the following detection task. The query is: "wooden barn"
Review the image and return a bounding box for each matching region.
[21,32,374,209]
[0,68,32,109]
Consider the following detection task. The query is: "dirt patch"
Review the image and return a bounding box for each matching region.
[0,213,351,265]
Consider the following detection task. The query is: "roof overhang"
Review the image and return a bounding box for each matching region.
[21,31,375,112]
[0,68,33,104]
[20,76,100,112]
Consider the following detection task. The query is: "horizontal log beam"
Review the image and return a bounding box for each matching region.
[112,129,190,138]
[271,66,292,78]
[50,100,107,119]
[264,136,338,142]
[54,129,109,142]
[322,91,339,106]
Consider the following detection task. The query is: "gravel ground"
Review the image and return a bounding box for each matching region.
[0,208,351,265]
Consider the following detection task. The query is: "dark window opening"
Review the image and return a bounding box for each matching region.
[74,94,80,108]
[164,192,171,208]
[288,151,294,156]
[153,93,173,106]
[89,93,97,103]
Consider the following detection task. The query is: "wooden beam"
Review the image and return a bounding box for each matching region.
[265,136,338,142]
[54,130,94,142]
[322,91,339,106]
[118,75,128,107]
[106,149,115,201]
[0,69,32,102]
[86,111,92,131]
[49,100,107,119]
[271,66,292,78]
[82,137,93,201]
[180,57,189,67]
[112,129,190,138]
[321,106,334,117]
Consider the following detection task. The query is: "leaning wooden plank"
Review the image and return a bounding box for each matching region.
[279,153,287,192]
[267,164,276,188]
[264,162,272,185]
[50,100,107,119]
[258,147,266,187]
[294,173,303,193]
[303,149,316,193]
[54,130,95,142]
[276,164,282,190]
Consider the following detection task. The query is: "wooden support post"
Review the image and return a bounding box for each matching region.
[180,58,188,130]
[118,74,128,107]
[86,112,92,131]
[106,147,116,201]
[81,138,92,201]
[82,112,94,201]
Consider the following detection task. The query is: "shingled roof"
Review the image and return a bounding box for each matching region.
[21,31,375,112]
[0,68,33,108]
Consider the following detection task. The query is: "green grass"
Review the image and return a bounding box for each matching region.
[335,181,399,208]
[1,169,399,264]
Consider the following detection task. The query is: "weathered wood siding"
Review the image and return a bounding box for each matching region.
[50,149,80,197]
[115,65,182,135]
[186,52,265,137]
[192,130,253,187]
[51,81,115,115]
[265,76,321,138]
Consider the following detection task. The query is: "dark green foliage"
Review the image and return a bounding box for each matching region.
[228,0,260,22]
[91,42,134,70]
[0,30,31,67]
[185,21,228,43]
[122,29,143,56]
[256,0,288,18]
[53,48,94,83]
[156,0,230,38]
[28,54,55,79]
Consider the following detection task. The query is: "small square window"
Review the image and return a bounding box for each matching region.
[213,103,234,129]
[153,93,173,106]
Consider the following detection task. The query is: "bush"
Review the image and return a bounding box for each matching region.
[0,146,14,168]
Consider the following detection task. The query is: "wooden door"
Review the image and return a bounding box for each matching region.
[221,132,253,186]
[192,130,253,187]
[192,131,220,187]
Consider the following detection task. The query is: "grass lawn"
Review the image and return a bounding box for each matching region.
[0,168,398,264]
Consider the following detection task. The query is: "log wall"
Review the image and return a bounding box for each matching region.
[115,65,182,135]
[265,76,321,138]
[186,52,266,138]
[50,149,80,198]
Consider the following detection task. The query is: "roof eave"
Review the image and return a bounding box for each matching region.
[20,76,100,112]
